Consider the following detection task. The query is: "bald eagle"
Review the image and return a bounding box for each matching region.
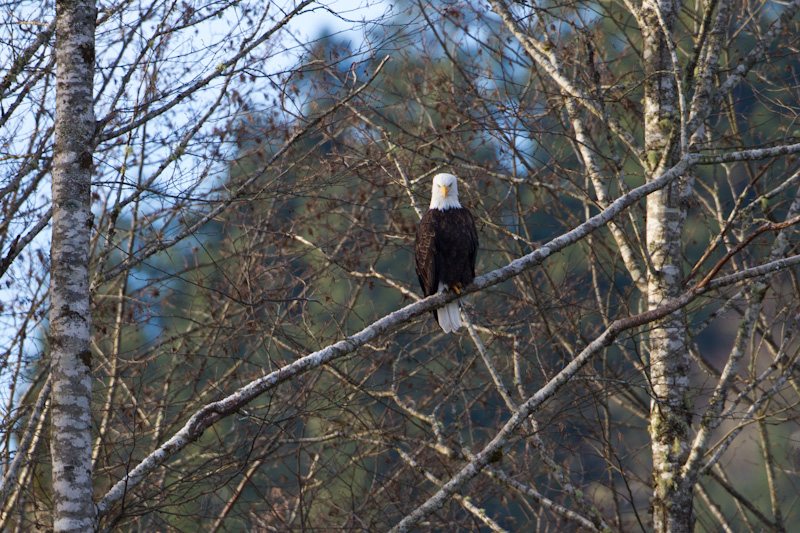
[414,173,478,333]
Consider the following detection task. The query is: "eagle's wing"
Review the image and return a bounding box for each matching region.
[464,209,478,279]
[414,211,438,297]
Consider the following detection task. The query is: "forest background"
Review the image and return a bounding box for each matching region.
[3,0,800,531]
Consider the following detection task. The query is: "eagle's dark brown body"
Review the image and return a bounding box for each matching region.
[414,207,478,321]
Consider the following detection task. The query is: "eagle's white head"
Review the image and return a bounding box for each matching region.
[429,173,462,210]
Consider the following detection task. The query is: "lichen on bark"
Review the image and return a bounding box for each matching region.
[50,0,97,531]
[641,0,696,531]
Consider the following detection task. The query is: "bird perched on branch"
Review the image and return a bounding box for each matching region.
[414,173,478,333]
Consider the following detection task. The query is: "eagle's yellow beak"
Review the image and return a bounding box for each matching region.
[440,185,449,198]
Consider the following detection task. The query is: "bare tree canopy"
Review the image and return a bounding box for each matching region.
[2,0,800,531]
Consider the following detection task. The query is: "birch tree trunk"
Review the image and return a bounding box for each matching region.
[50,1,97,531]
[642,0,694,531]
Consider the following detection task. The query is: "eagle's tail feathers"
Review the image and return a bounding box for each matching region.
[438,301,462,333]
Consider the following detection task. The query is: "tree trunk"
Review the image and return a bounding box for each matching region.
[642,1,695,531]
[50,1,97,531]
[641,0,694,532]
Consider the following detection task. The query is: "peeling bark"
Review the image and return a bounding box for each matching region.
[50,1,97,532]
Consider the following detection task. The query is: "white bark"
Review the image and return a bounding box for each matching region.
[50,1,97,531]
[640,1,697,531]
